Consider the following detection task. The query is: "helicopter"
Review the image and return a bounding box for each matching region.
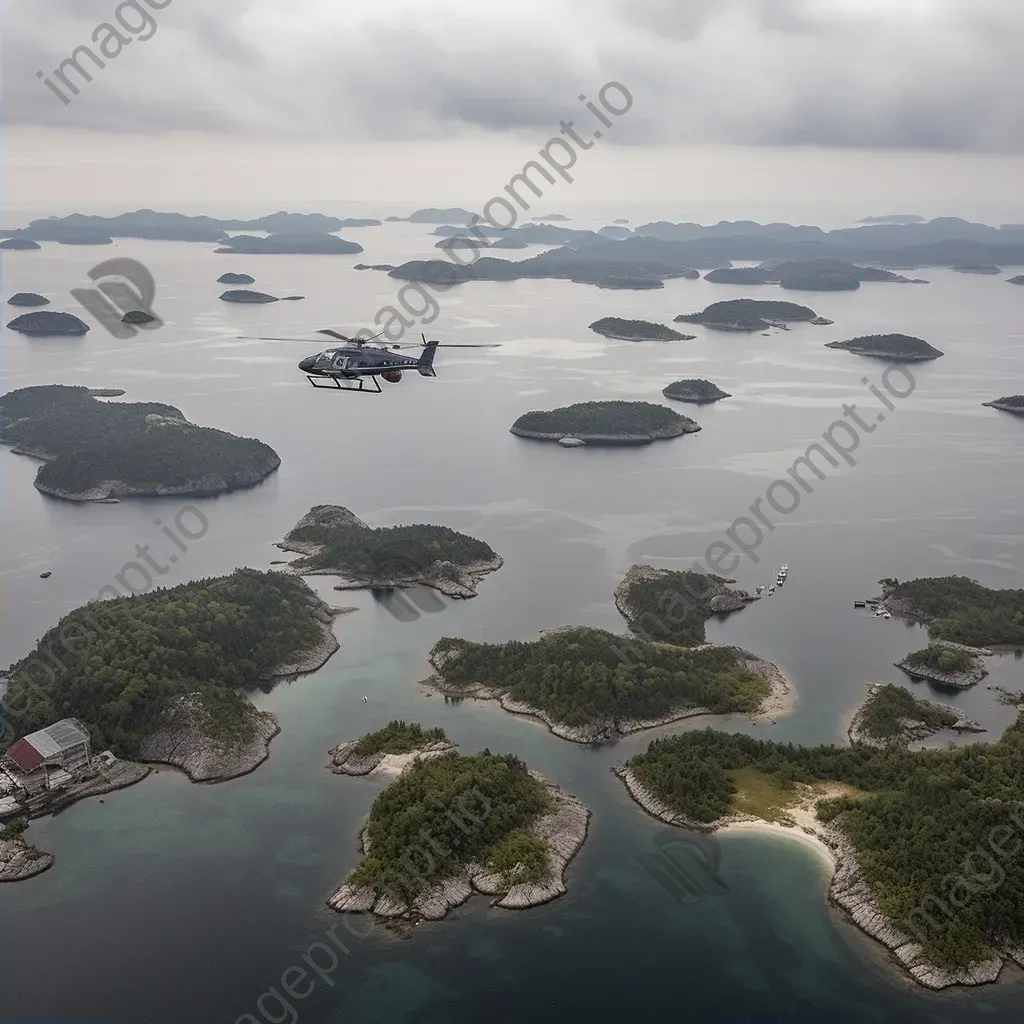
[241,329,497,394]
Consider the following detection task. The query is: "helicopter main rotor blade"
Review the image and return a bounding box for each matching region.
[317,329,356,342]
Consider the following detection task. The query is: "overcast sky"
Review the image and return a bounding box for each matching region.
[5,0,1024,213]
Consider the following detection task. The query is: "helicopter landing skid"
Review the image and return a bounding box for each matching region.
[306,374,382,394]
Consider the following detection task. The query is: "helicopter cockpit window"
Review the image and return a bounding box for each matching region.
[332,354,350,369]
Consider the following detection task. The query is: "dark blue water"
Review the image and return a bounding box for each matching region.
[2,227,1024,1022]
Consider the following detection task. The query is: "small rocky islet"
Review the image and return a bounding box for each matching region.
[6,311,90,336]
[588,317,695,341]
[7,292,49,307]
[824,334,944,361]
[662,379,732,403]
[510,401,700,446]
[219,289,279,304]
[217,272,256,285]
[674,299,832,332]
[982,395,1024,414]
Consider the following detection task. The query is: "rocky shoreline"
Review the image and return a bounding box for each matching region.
[0,836,54,882]
[611,764,1020,990]
[327,773,590,921]
[847,683,984,747]
[327,739,455,777]
[510,423,698,445]
[894,640,990,689]
[425,642,791,743]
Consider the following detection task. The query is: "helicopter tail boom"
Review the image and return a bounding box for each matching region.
[417,339,439,376]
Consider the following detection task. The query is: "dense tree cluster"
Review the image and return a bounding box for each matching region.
[628,720,1024,970]
[1,570,326,756]
[290,520,495,576]
[512,401,687,437]
[851,683,959,743]
[904,644,976,674]
[0,385,279,493]
[347,751,552,902]
[675,299,818,329]
[431,628,768,729]
[353,720,448,757]
[886,576,1024,646]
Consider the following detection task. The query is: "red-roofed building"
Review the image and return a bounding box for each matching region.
[2,719,92,795]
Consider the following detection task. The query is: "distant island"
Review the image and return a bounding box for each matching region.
[589,317,695,341]
[614,700,1024,989]
[217,272,255,285]
[394,208,480,224]
[1,569,345,779]
[1008,276,1024,285]
[824,334,943,361]
[662,379,732,403]
[276,504,502,598]
[215,233,363,255]
[0,385,280,501]
[880,575,1024,647]
[7,293,49,307]
[952,264,1002,275]
[674,299,826,332]
[598,226,633,240]
[121,310,160,325]
[982,395,1024,414]
[425,626,789,743]
[328,748,589,920]
[532,214,570,221]
[0,238,42,250]
[328,721,454,777]
[895,642,989,689]
[511,401,699,446]
[848,682,982,746]
[6,311,90,336]
[219,289,279,304]
[857,214,927,225]
[705,260,927,291]
[336,218,382,228]
[615,565,757,646]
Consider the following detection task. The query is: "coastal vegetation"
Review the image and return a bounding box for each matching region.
[511,401,699,443]
[825,334,943,361]
[615,566,756,646]
[662,379,732,403]
[0,385,280,499]
[848,683,963,745]
[345,751,553,902]
[0,569,333,758]
[903,644,975,675]
[588,317,694,341]
[881,576,1024,647]
[430,627,771,733]
[352,721,449,757]
[624,719,1024,971]
[673,299,821,331]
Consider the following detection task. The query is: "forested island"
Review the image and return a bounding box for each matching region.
[327,749,589,920]
[1,569,345,780]
[704,261,926,290]
[674,299,826,332]
[589,317,695,341]
[0,385,280,501]
[7,293,49,307]
[511,401,700,445]
[328,721,454,777]
[6,311,90,336]
[615,710,1024,988]
[825,334,943,361]
[662,379,732,403]
[425,626,788,742]
[952,264,1002,275]
[218,273,255,284]
[983,395,1024,414]
[215,233,363,255]
[880,576,1024,647]
[219,289,278,303]
[277,504,502,598]
[895,642,989,689]
[847,683,982,746]
[614,565,758,646]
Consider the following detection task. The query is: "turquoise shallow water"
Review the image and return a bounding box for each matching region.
[2,228,1024,1021]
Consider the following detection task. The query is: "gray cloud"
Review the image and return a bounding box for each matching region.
[5,0,1024,151]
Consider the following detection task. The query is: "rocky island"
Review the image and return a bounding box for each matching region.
[276,504,502,598]
[615,565,758,646]
[0,238,42,250]
[1,570,346,783]
[328,721,454,777]
[1007,276,1024,285]
[217,272,255,285]
[983,395,1024,414]
[6,311,90,336]
[704,261,926,290]
[0,384,280,501]
[122,310,160,325]
[674,299,825,332]
[7,292,49,307]
[589,317,695,341]
[511,401,700,446]
[952,264,1002,275]
[425,625,789,743]
[879,575,1024,647]
[825,334,943,361]
[662,379,732,403]
[215,233,363,255]
[847,682,983,746]
[614,711,1024,989]
[219,289,279,304]
[895,642,989,689]
[328,748,589,921]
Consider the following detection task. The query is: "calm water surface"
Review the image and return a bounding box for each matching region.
[1,224,1024,1022]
